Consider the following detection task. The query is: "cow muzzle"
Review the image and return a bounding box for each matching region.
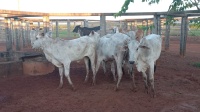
[129,61,135,64]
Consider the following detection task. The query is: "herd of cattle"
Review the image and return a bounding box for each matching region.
[30,26,162,98]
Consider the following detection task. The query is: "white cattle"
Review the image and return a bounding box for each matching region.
[31,30,100,90]
[100,29,139,81]
[128,34,162,97]
[30,28,39,44]
[96,32,132,90]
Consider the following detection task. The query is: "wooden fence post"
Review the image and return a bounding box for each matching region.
[67,19,70,38]
[84,20,88,27]
[38,22,40,28]
[26,21,30,46]
[56,20,59,38]
[180,16,188,56]
[146,19,149,36]
[4,18,13,60]
[153,14,161,35]
[43,16,49,33]
[14,19,21,51]
[10,19,14,46]
[100,15,106,37]
[165,21,170,50]
[21,21,26,48]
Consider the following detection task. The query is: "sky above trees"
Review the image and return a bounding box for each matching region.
[0,0,196,20]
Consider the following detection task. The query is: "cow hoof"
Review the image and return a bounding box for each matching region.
[131,88,137,92]
[84,80,88,84]
[114,87,119,91]
[57,85,63,89]
[92,82,96,86]
[84,78,89,83]
[152,94,156,98]
[70,85,76,91]
[72,88,77,91]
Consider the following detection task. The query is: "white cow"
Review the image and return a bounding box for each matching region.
[96,32,132,90]
[100,29,139,81]
[128,34,162,97]
[31,30,100,90]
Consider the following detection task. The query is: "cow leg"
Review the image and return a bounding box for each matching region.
[111,61,116,82]
[115,59,123,91]
[89,54,96,85]
[102,61,107,74]
[122,61,125,76]
[131,72,137,92]
[49,57,64,89]
[149,62,155,97]
[58,66,64,88]
[141,72,149,94]
[64,63,75,91]
[83,57,90,83]
[96,57,103,75]
[128,63,133,79]
[130,66,136,92]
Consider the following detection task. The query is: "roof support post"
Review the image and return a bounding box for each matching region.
[14,19,21,51]
[100,15,106,37]
[26,21,31,46]
[153,14,161,35]
[21,21,26,48]
[165,19,171,51]
[146,20,149,36]
[67,19,70,38]
[55,20,59,38]
[180,16,188,56]
[43,16,49,33]
[4,18,13,61]
[84,20,88,27]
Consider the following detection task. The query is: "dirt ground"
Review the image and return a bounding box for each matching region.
[0,36,200,112]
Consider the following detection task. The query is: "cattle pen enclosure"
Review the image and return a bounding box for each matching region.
[0,9,200,112]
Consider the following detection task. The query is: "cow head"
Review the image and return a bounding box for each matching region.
[128,39,139,64]
[125,31,136,40]
[72,25,81,33]
[135,29,144,42]
[32,30,51,49]
[112,26,119,33]
[138,36,150,49]
[30,27,41,46]
[89,30,100,43]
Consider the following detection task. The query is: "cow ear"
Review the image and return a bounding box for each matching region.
[89,30,95,36]
[117,45,127,51]
[41,32,45,36]
[45,31,52,37]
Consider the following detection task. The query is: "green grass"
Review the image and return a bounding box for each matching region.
[192,62,200,68]
[188,29,200,36]
[52,29,79,39]
[52,28,200,39]
[163,29,200,37]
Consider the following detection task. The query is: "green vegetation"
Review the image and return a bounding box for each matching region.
[115,0,200,27]
[192,62,200,68]
[169,29,200,36]
[52,29,79,39]
[115,0,200,17]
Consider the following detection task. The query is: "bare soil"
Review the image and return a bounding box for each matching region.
[0,36,200,112]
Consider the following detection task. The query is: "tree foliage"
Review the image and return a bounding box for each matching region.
[114,0,200,26]
[115,0,199,17]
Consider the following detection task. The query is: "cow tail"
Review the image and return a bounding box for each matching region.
[154,64,157,73]
[88,58,91,70]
